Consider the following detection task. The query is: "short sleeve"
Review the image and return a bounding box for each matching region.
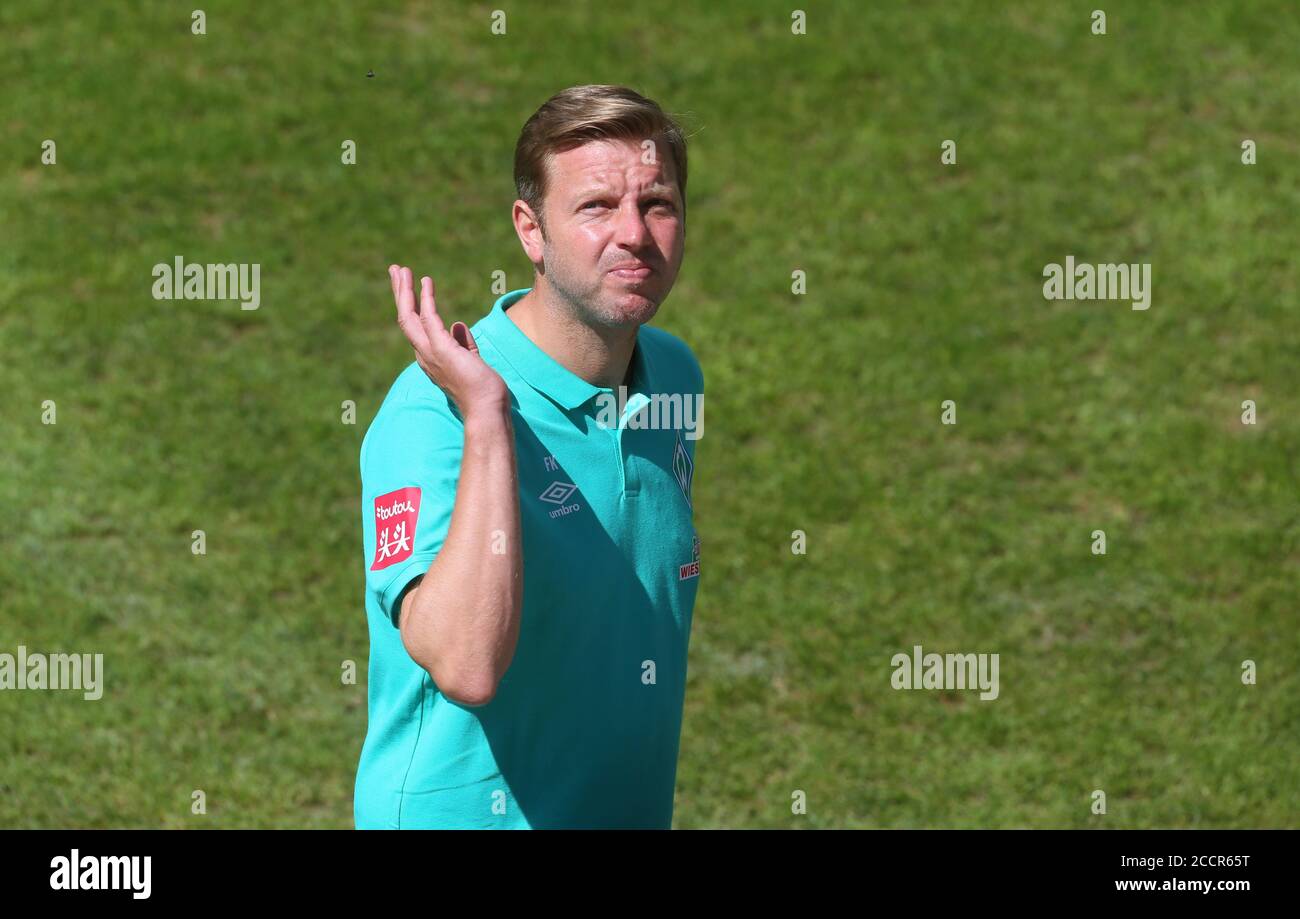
[360,386,465,628]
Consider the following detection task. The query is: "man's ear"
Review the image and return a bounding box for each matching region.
[512,199,545,267]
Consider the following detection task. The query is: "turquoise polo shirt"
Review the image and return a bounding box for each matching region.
[355,287,704,829]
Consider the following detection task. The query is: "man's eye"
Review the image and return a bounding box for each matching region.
[582,201,607,210]
[648,199,675,211]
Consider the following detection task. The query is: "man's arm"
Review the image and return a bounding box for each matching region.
[398,404,521,706]
[388,266,523,707]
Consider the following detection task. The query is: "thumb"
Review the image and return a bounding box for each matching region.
[450,321,479,354]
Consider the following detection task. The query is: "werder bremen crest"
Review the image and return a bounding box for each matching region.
[673,429,693,508]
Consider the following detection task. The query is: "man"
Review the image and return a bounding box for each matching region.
[354,85,704,829]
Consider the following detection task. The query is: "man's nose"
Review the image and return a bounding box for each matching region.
[613,202,649,248]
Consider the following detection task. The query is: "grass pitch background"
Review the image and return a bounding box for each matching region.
[1,1,1297,828]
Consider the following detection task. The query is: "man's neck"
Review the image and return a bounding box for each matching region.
[505,278,638,391]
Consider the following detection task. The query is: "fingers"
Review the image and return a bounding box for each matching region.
[451,321,480,354]
[389,265,471,366]
[391,265,430,352]
[418,275,449,342]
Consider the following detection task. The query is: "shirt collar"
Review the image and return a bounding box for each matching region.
[481,287,657,412]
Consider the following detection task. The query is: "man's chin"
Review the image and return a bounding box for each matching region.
[594,290,662,328]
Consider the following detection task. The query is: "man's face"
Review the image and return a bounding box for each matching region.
[517,137,685,329]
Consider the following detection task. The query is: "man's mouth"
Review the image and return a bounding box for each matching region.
[609,264,652,279]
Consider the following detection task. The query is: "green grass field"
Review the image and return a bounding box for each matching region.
[2,0,1297,828]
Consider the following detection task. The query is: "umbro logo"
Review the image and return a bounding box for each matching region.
[539,481,577,504]
[539,481,582,519]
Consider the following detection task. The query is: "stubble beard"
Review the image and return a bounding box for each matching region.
[541,240,663,331]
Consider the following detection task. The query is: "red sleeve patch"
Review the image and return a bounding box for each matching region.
[370,486,422,571]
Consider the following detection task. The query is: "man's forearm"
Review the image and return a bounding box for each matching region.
[399,404,522,705]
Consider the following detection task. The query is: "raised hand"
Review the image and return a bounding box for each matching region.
[389,265,509,418]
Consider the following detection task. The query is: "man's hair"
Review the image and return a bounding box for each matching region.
[514,84,688,238]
